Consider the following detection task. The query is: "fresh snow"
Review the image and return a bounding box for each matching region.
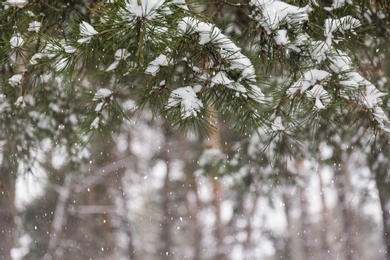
[363,84,386,109]
[274,29,289,45]
[145,54,169,75]
[95,102,104,112]
[211,71,234,86]
[271,116,285,131]
[77,21,98,44]
[373,107,390,132]
[62,44,77,54]
[90,116,100,129]
[329,50,353,73]
[30,53,44,65]
[54,57,70,72]
[6,0,28,8]
[106,49,130,71]
[9,74,23,87]
[324,0,353,11]
[324,16,361,45]
[250,0,311,34]
[27,21,41,32]
[10,33,24,48]
[248,85,266,103]
[167,86,203,119]
[306,84,330,110]
[178,17,217,46]
[309,41,330,63]
[211,72,247,94]
[93,88,113,101]
[14,96,25,107]
[123,0,165,20]
[178,17,263,101]
[287,69,330,95]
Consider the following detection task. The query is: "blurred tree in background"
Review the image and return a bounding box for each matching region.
[1,0,390,259]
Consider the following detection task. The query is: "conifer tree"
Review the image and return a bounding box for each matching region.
[1,0,390,259]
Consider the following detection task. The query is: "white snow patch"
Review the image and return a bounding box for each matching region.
[248,85,266,103]
[324,0,353,11]
[306,84,330,110]
[328,50,353,73]
[309,41,330,63]
[9,74,23,87]
[287,69,329,95]
[62,44,77,54]
[211,71,234,86]
[90,116,100,129]
[14,96,25,107]
[6,0,28,8]
[167,86,203,119]
[271,116,285,131]
[145,54,169,75]
[274,29,289,45]
[93,88,113,100]
[123,0,165,20]
[10,33,24,48]
[77,21,98,44]
[54,57,70,72]
[106,49,130,71]
[250,0,311,34]
[27,21,41,32]
[324,16,361,45]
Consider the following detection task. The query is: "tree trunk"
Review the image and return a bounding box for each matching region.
[0,141,18,260]
[374,164,390,259]
[299,183,312,260]
[43,175,73,260]
[317,168,331,260]
[334,163,355,260]
[159,161,172,260]
[243,193,259,259]
[206,108,227,260]
[184,162,202,260]
[296,161,313,260]
[282,189,294,260]
[212,178,227,260]
[117,171,137,260]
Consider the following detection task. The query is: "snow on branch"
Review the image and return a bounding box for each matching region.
[324,0,353,11]
[166,86,203,120]
[249,0,311,34]
[271,116,285,132]
[10,32,24,48]
[106,49,131,71]
[9,74,23,87]
[145,54,170,76]
[287,69,330,96]
[5,0,28,8]
[93,88,113,101]
[77,21,98,44]
[121,0,168,20]
[324,16,361,45]
[178,17,265,103]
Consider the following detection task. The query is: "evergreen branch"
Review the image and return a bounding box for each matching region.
[37,0,64,13]
[213,1,248,7]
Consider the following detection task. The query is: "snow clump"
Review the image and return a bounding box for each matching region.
[167,86,203,119]
[78,21,98,44]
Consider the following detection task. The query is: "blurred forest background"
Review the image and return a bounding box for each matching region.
[1,0,390,259]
